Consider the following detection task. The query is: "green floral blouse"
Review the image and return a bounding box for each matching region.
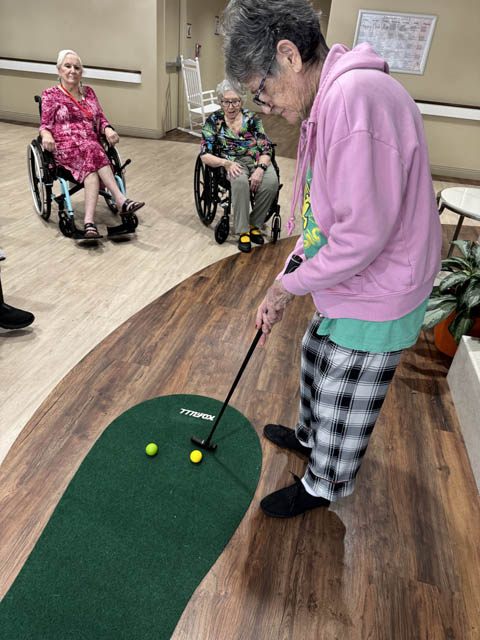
[200,109,273,164]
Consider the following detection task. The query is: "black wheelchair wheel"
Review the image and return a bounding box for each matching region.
[102,142,127,214]
[58,211,74,238]
[271,212,281,244]
[214,216,230,244]
[104,191,118,213]
[194,155,217,226]
[27,142,51,220]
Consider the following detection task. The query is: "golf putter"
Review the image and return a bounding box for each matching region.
[191,253,303,451]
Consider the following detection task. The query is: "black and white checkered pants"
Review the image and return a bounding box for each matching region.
[296,313,403,501]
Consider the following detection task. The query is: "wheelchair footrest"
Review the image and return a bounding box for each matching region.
[107,212,137,237]
[73,228,103,240]
[106,221,136,238]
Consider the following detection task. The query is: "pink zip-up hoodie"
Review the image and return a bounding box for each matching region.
[281,43,442,321]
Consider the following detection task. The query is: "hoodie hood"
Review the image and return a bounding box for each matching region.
[286,43,390,235]
[310,43,389,123]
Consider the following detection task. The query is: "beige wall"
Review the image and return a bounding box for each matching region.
[0,0,167,137]
[326,0,480,177]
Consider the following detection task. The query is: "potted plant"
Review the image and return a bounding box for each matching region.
[422,239,480,357]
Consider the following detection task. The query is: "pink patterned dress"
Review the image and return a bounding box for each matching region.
[39,85,112,183]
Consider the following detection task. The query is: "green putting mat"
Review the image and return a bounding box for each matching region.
[0,394,262,639]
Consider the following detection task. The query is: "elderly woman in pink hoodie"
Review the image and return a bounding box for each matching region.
[222,0,442,518]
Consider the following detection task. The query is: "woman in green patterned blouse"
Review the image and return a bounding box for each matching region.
[200,79,279,253]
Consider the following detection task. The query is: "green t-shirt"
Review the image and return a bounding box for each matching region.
[301,167,426,353]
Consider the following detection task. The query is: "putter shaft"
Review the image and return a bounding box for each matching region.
[191,254,303,451]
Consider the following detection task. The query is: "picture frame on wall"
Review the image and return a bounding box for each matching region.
[353,10,437,74]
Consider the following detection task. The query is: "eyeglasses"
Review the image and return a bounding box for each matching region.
[221,99,241,107]
[252,51,277,106]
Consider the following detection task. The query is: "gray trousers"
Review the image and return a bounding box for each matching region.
[229,156,279,235]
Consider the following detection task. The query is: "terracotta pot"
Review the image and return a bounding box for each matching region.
[434,312,480,357]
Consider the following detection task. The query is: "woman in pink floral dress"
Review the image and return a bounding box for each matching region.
[40,50,144,237]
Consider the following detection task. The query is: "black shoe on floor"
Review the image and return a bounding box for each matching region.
[238,233,251,253]
[0,303,35,330]
[263,424,312,457]
[249,226,264,245]
[261,473,330,518]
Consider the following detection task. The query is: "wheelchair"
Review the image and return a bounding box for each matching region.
[27,95,138,239]
[193,148,282,244]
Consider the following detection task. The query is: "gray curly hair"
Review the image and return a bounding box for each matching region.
[216,78,247,101]
[221,0,328,84]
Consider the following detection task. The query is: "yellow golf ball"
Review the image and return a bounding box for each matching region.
[190,450,203,464]
[145,443,158,456]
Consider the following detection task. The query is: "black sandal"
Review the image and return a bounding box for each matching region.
[83,222,101,238]
[121,199,145,214]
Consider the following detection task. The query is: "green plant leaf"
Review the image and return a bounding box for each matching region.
[426,294,456,311]
[441,256,472,273]
[460,279,480,312]
[429,284,442,297]
[472,243,480,268]
[448,311,475,344]
[422,298,457,329]
[450,240,472,259]
[438,271,469,292]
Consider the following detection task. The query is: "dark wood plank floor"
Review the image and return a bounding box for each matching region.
[1,229,479,638]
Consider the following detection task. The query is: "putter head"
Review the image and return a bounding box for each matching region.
[191,435,217,451]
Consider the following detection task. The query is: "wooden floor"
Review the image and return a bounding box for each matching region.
[1,118,480,638]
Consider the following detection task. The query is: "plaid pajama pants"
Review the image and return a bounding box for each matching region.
[296,313,403,501]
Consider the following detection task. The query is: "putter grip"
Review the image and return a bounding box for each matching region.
[284,254,303,275]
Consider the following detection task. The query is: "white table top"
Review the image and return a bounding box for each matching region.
[440,187,480,219]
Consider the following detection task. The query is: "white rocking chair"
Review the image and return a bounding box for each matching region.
[179,55,220,137]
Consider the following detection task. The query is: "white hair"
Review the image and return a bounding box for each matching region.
[56,50,83,69]
[216,78,246,101]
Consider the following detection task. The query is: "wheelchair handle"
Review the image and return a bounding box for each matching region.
[34,95,42,119]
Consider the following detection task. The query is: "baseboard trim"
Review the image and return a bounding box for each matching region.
[0,110,38,126]
[113,126,163,139]
[0,111,163,139]
[430,164,480,182]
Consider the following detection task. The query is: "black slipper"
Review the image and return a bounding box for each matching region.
[249,226,264,245]
[263,424,312,457]
[238,233,251,253]
[260,473,330,518]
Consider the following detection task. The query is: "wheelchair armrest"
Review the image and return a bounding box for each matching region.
[37,139,55,165]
